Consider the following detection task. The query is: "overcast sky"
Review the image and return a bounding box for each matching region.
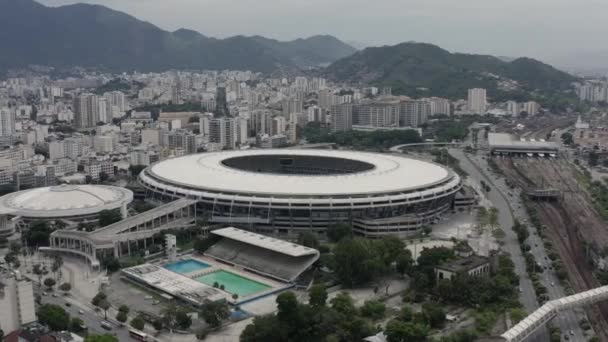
[38,0,608,68]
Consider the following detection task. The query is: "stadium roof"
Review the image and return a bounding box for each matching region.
[212,227,319,257]
[148,149,452,196]
[0,184,133,218]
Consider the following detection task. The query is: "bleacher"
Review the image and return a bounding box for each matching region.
[205,228,320,282]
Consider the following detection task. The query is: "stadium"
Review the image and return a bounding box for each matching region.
[0,184,133,235]
[138,149,462,238]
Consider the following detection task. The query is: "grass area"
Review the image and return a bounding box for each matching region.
[177,240,195,252]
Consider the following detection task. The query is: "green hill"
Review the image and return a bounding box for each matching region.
[324,42,577,101]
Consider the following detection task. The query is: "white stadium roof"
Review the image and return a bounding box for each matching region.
[0,184,133,218]
[148,149,452,196]
[212,227,319,257]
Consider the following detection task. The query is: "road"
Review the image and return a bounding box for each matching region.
[38,287,132,341]
[450,129,586,340]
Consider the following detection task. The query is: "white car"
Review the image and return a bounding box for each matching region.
[79,310,84,315]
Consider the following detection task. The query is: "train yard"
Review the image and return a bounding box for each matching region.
[494,155,608,340]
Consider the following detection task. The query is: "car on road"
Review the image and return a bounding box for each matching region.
[65,302,71,307]
[551,282,555,286]
[79,310,84,315]
[570,330,574,336]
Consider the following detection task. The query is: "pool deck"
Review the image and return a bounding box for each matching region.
[159,254,289,305]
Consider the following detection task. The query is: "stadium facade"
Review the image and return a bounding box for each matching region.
[139,149,462,238]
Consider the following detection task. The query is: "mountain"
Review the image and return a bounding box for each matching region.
[324,42,577,100]
[0,0,356,74]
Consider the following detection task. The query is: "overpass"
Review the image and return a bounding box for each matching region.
[501,285,608,341]
[41,198,198,268]
[389,142,469,152]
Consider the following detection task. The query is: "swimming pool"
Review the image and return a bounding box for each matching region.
[164,259,210,274]
[195,270,271,297]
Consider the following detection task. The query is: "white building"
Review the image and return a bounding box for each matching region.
[94,135,114,153]
[467,88,487,114]
[210,118,238,150]
[142,129,162,146]
[506,101,520,117]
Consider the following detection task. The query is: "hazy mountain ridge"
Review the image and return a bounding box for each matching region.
[0,0,356,73]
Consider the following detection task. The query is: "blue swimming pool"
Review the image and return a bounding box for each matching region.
[164,259,210,274]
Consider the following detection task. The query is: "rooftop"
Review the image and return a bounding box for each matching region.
[0,184,133,217]
[488,133,559,151]
[211,227,319,257]
[147,149,454,196]
[435,255,489,273]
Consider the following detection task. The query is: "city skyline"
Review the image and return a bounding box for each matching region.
[37,0,608,69]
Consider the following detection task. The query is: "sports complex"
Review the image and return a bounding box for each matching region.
[122,227,319,306]
[138,149,463,238]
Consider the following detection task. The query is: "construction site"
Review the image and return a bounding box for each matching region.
[493,154,608,340]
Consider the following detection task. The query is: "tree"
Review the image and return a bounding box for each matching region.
[59,282,71,294]
[175,309,192,330]
[24,221,52,247]
[589,150,600,167]
[37,304,70,331]
[9,241,21,254]
[33,264,44,284]
[330,292,357,317]
[98,209,122,227]
[561,132,574,145]
[98,299,111,319]
[99,172,109,183]
[70,317,85,333]
[422,302,446,328]
[200,301,231,328]
[308,284,328,307]
[297,231,320,249]
[44,278,56,290]
[360,299,386,320]
[84,335,118,342]
[276,291,300,324]
[396,250,414,276]
[51,253,63,281]
[118,305,130,314]
[116,311,128,324]
[91,292,107,306]
[240,314,283,342]
[385,320,430,342]
[130,316,145,331]
[193,235,221,253]
[152,319,164,332]
[326,223,351,242]
[129,165,147,177]
[332,238,376,287]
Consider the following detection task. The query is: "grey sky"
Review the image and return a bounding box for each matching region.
[38,0,608,68]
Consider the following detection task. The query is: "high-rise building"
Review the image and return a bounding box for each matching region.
[104,91,127,112]
[319,89,339,110]
[506,101,520,117]
[307,105,324,123]
[73,93,99,129]
[272,116,286,136]
[400,100,430,128]
[251,110,272,135]
[282,99,303,116]
[354,100,399,128]
[467,88,487,114]
[428,97,451,116]
[142,129,162,146]
[331,103,353,132]
[64,137,83,159]
[97,98,108,123]
[210,118,237,149]
[0,107,16,137]
[522,101,540,116]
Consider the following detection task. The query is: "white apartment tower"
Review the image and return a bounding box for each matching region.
[467,88,487,114]
[210,118,238,150]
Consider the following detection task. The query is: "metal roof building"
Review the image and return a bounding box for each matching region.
[488,133,559,155]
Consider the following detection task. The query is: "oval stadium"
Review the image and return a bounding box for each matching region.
[138,149,463,238]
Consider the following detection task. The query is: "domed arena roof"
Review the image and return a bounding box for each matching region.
[0,184,133,218]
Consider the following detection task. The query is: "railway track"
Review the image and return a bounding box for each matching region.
[495,156,608,340]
